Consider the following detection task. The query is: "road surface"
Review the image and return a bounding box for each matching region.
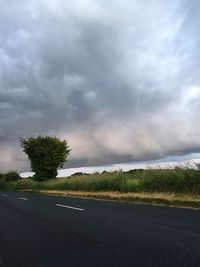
[0,192,200,266]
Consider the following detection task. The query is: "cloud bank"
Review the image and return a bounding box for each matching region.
[0,0,200,172]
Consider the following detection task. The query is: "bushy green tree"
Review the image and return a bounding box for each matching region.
[20,136,71,180]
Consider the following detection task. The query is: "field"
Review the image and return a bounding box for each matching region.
[1,168,200,208]
[1,168,200,193]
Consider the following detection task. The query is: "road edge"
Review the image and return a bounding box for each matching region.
[20,190,200,210]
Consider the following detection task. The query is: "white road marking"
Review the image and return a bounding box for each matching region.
[2,194,8,197]
[18,197,28,201]
[56,204,84,211]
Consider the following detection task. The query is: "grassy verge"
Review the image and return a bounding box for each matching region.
[1,168,200,209]
[23,190,200,209]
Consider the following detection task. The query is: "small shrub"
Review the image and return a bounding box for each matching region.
[4,171,21,181]
[70,172,89,177]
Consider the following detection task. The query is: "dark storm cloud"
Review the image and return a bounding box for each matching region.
[0,0,200,172]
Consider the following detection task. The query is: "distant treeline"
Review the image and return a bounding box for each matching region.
[70,169,145,177]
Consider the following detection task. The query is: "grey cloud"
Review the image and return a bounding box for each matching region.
[0,0,200,172]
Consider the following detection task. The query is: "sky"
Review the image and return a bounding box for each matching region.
[20,156,200,178]
[0,0,200,172]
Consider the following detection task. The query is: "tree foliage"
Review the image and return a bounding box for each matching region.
[20,136,71,180]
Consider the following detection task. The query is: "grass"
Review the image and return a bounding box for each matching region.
[0,172,123,192]
[1,168,200,209]
[1,168,200,194]
[25,190,200,209]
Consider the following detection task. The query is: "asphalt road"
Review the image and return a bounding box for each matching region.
[0,193,200,267]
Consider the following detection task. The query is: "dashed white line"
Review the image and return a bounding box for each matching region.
[2,194,8,197]
[18,197,28,201]
[56,204,84,211]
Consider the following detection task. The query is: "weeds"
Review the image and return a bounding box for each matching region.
[1,168,200,194]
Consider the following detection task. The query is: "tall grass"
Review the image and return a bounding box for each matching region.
[138,169,200,193]
[1,168,200,194]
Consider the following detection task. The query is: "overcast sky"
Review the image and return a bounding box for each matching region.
[0,0,200,172]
